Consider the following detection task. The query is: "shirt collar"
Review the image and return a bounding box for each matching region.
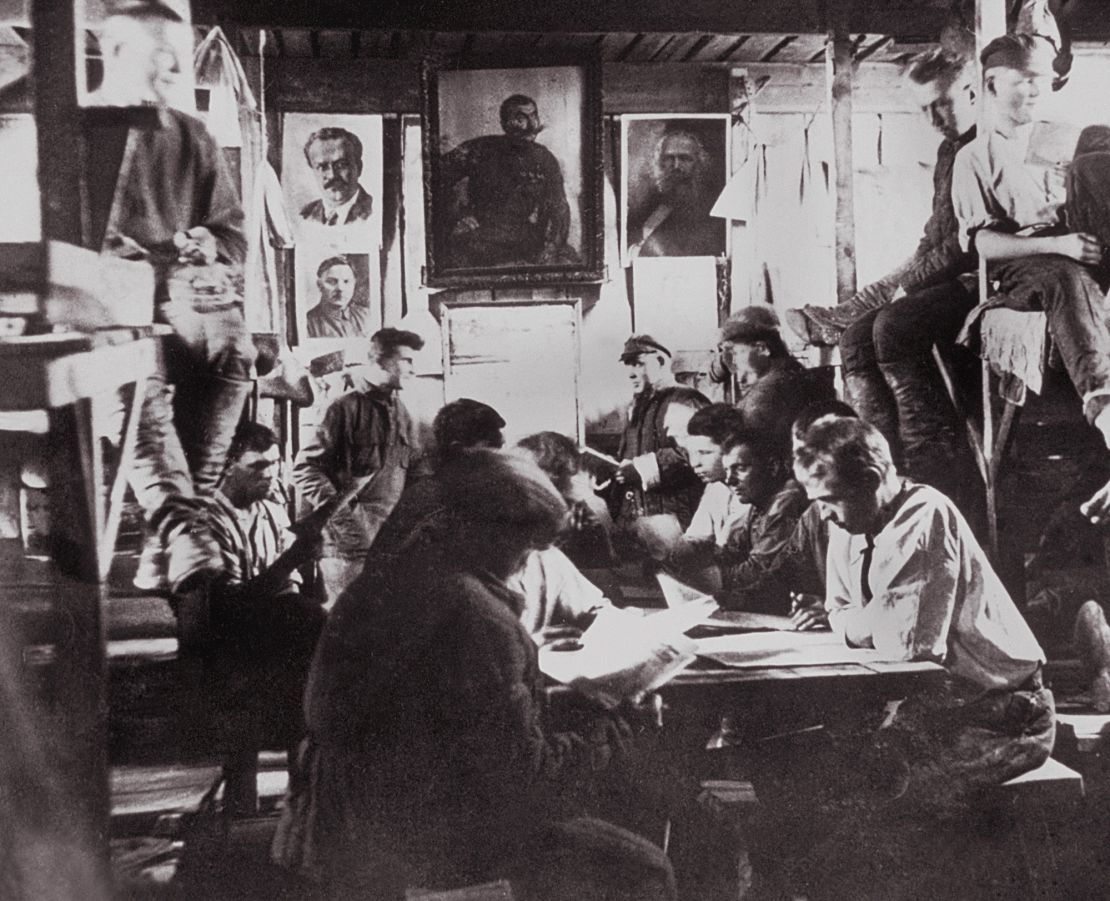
[323,189,360,223]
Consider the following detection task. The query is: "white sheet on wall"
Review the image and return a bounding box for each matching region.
[442,302,581,443]
[631,255,718,352]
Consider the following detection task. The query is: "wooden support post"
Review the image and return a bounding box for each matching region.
[30,0,86,248]
[826,2,857,305]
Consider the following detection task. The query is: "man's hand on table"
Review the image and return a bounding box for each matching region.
[789,592,830,632]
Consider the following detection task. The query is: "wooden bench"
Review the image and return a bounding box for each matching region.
[1056,711,1110,754]
[989,757,1085,901]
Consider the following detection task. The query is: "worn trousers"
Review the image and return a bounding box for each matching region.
[840,279,977,374]
[129,285,255,538]
[989,150,1110,423]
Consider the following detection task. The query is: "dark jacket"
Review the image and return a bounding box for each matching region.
[292,377,424,558]
[616,384,708,528]
[717,479,810,614]
[738,357,836,452]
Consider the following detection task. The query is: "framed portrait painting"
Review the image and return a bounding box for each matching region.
[621,114,731,264]
[421,56,604,287]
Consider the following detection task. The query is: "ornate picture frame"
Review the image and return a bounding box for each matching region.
[421,55,604,287]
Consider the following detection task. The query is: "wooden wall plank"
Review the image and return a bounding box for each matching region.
[256,58,731,115]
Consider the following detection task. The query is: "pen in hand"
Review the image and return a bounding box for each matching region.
[789,592,830,632]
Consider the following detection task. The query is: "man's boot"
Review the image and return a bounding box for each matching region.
[175,375,254,496]
[878,357,976,506]
[843,369,902,466]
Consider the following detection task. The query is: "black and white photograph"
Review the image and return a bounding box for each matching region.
[281,112,383,246]
[422,57,604,286]
[621,114,730,263]
[296,249,374,341]
[12,3,1110,901]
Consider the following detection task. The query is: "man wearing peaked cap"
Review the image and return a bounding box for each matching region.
[607,334,709,536]
[715,306,834,456]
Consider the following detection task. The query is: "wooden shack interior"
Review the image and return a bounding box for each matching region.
[3,0,1110,898]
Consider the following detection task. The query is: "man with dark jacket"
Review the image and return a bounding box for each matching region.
[715,307,835,455]
[611,335,709,533]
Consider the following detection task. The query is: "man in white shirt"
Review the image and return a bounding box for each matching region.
[952,33,1110,448]
[794,417,1054,800]
[739,416,1056,898]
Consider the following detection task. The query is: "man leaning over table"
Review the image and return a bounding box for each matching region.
[795,417,1054,802]
[737,417,1054,898]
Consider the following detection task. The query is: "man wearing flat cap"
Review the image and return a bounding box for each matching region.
[952,34,1110,509]
[612,335,709,532]
[716,306,834,454]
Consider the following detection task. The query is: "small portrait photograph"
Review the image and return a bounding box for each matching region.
[281,113,383,246]
[294,249,377,343]
[422,57,603,287]
[621,114,731,263]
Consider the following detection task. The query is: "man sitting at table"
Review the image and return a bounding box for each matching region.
[774,399,859,632]
[713,425,808,614]
[741,417,1054,897]
[795,417,1054,802]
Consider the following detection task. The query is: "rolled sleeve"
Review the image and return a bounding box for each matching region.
[951,143,1008,253]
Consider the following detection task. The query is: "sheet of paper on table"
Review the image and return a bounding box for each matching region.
[538,607,698,709]
[694,631,888,669]
[656,571,793,632]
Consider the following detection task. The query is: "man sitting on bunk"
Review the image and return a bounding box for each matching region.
[953,34,1110,454]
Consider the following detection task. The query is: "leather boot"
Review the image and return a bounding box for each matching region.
[843,369,902,466]
[174,375,253,496]
[878,357,973,503]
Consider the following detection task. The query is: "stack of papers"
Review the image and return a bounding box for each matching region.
[694,631,887,669]
[538,607,697,708]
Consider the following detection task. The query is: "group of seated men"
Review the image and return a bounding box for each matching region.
[166,298,1073,899]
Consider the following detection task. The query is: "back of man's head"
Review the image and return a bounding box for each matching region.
[433,399,506,461]
[794,418,893,488]
[792,399,858,442]
[687,403,745,447]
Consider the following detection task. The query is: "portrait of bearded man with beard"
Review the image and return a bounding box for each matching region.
[626,125,727,259]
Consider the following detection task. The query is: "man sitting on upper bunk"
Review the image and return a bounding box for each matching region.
[953,34,1110,453]
[791,36,982,510]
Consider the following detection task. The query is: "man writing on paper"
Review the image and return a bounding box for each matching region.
[611,335,709,545]
[795,418,1052,801]
[741,417,1053,898]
